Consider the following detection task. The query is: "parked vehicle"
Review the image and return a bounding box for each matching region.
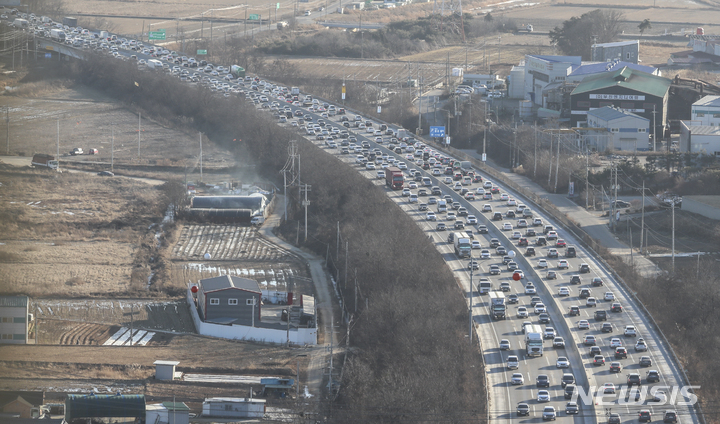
[31,153,58,170]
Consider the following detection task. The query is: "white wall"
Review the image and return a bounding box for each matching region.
[187,288,317,345]
[691,106,720,126]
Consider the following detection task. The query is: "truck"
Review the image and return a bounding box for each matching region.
[460,161,472,175]
[385,166,404,190]
[49,29,66,42]
[231,65,246,79]
[31,154,59,170]
[478,278,492,295]
[99,30,109,39]
[146,59,163,70]
[291,87,300,96]
[276,21,289,29]
[12,18,29,29]
[489,291,506,320]
[62,17,78,27]
[453,232,471,258]
[396,129,408,140]
[250,216,265,226]
[524,324,544,356]
[517,24,533,33]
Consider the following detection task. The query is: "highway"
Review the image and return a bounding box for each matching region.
[18,21,702,424]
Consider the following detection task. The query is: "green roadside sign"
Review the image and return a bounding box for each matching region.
[149,31,166,40]
[249,14,260,20]
[197,49,207,55]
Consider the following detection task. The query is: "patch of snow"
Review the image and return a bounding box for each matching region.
[304,385,313,398]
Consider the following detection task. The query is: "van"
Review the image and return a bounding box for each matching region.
[250,216,265,226]
[478,279,492,294]
[436,200,447,213]
[565,246,577,258]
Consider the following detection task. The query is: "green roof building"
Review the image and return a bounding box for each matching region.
[570,67,671,141]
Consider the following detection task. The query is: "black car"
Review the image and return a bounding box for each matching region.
[615,347,628,359]
[97,171,114,177]
[530,297,542,307]
[490,238,500,248]
[663,411,678,424]
[627,373,641,387]
[536,237,547,246]
[579,288,592,299]
[561,373,575,388]
[639,411,652,422]
[646,370,660,383]
[526,228,537,237]
[517,403,530,416]
[508,294,519,304]
[594,310,607,321]
[536,374,550,388]
[579,263,591,273]
[570,275,582,285]
[538,313,550,324]
[565,402,579,415]
[601,323,613,333]
[525,247,536,256]
[589,346,602,357]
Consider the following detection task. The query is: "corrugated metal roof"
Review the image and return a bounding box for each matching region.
[528,55,582,66]
[572,67,671,98]
[570,61,657,77]
[200,275,261,292]
[693,95,720,108]
[588,106,649,122]
[161,402,190,412]
[0,296,28,308]
[593,40,638,48]
[689,125,720,135]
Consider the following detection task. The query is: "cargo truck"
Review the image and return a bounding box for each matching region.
[146,59,163,70]
[489,291,506,320]
[453,232,471,258]
[460,161,472,174]
[49,29,66,42]
[62,17,78,27]
[524,324,544,356]
[385,166,404,190]
[231,65,246,79]
[31,154,59,170]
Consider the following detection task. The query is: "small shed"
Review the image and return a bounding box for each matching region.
[202,397,266,418]
[146,402,190,424]
[65,394,145,421]
[154,360,180,380]
[261,378,295,397]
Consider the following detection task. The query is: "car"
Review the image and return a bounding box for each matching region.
[534,303,546,314]
[481,250,491,259]
[593,355,605,365]
[570,275,582,285]
[560,373,575,388]
[611,302,623,312]
[517,403,530,416]
[547,248,558,257]
[663,410,678,423]
[537,259,548,268]
[594,310,607,321]
[525,247,536,257]
[579,263,591,273]
[608,413,621,424]
[465,214,478,225]
[536,374,550,388]
[489,265,500,275]
[603,382,616,394]
[565,402,579,415]
[639,356,652,367]
[446,212,457,221]
[546,270,557,279]
[610,361,623,373]
[506,210,516,218]
[589,346,602,357]
[426,211,437,221]
[538,313,550,324]
[402,188,411,196]
[517,218,528,228]
[601,322,613,333]
[500,339,511,350]
[524,283,536,294]
[464,192,475,200]
[542,406,556,421]
[507,355,519,369]
[558,287,570,296]
[579,288,592,298]
[471,240,481,249]
[604,292,615,301]
[511,231,521,239]
[624,325,637,337]
[513,270,524,280]
[586,297,597,307]
[97,171,114,176]
[647,369,660,383]
[639,410,652,422]
[468,260,479,270]
[547,231,558,240]
[543,326,556,339]
[556,356,570,368]
[591,277,604,286]
[578,320,590,330]
[518,237,528,246]
[511,372,524,385]
[610,338,623,348]
[537,390,550,402]
[615,347,628,359]
[569,305,580,316]
[517,306,529,318]
[506,198,516,206]
[557,259,569,269]
[436,222,446,231]
[477,224,488,234]
[584,335,596,345]
[489,238,500,247]
[502,222,512,231]
[556,239,566,247]
[481,204,492,213]
[500,282,511,292]
[507,261,518,271]
[376,170,386,179]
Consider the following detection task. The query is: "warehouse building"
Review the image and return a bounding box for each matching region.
[679,122,720,155]
[690,95,720,126]
[0,296,30,344]
[591,40,640,64]
[570,67,671,135]
[523,55,582,106]
[586,106,650,151]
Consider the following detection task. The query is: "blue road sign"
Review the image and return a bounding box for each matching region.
[430,126,445,137]
[45,53,52,58]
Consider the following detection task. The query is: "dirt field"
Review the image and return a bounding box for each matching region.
[173,224,293,260]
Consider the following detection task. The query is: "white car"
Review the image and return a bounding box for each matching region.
[557,260,570,269]
[471,240,481,249]
[610,338,623,348]
[537,390,550,402]
[602,382,616,394]
[484,181,493,189]
[507,198,517,206]
[556,356,570,368]
[466,215,477,224]
[402,188,411,196]
[397,162,407,170]
[525,284,536,295]
[586,297,597,307]
[578,320,590,330]
[517,306,529,318]
[446,212,457,221]
[377,170,385,179]
[426,212,437,221]
[537,259,548,268]
[534,303,546,314]
[480,249,491,259]
[512,231,521,239]
[558,287,570,296]
[510,373,524,385]
[500,193,509,201]
[635,338,648,352]
[517,219,528,228]
[502,222,513,231]
[365,162,376,170]
[604,292,615,301]
[507,355,519,369]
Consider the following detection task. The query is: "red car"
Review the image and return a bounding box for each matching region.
[556,239,566,248]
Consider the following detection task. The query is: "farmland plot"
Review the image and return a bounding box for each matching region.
[172,224,294,261]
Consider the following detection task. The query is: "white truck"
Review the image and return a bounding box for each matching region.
[13,18,29,29]
[50,29,66,42]
[489,291,506,320]
[100,30,109,39]
[524,324,544,356]
[31,154,59,170]
[146,59,163,70]
[250,216,265,226]
[453,232,471,258]
[291,87,300,96]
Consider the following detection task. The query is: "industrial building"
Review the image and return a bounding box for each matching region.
[570,67,671,135]
[202,397,266,418]
[679,122,720,155]
[591,40,640,64]
[690,95,720,125]
[0,296,30,344]
[522,55,582,106]
[188,194,269,223]
[586,106,650,151]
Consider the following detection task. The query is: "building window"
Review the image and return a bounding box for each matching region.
[1,317,11,323]
[638,128,647,133]
[696,112,705,117]
[228,299,238,306]
[611,128,619,133]
[225,404,232,411]
[620,102,634,109]
[209,298,220,305]
[577,101,590,108]
[12,334,24,340]
[626,52,631,59]
[246,298,257,306]
[713,114,720,118]
[1,334,11,340]
[13,317,25,324]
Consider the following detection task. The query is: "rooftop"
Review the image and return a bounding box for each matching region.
[588,106,649,122]
[693,95,720,108]
[687,125,720,135]
[571,67,671,98]
[570,61,657,77]
[593,40,639,48]
[0,296,28,308]
[200,275,261,293]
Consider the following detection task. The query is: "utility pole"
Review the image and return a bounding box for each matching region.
[533,123,537,177]
[548,132,553,186]
[652,104,657,152]
[417,65,422,134]
[137,112,141,158]
[301,184,311,241]
[199,132,203,183]
[344,241,348,294]
[111,124,115,173]
[56,119,60,172]
[554,132,561,193]
[469,250,473,346]
[5,107,9,155]
[671,200,675,273]
[585,148,589,209]
[483,102,487,163]
[336,221,340,261]
[640,180,645,254]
